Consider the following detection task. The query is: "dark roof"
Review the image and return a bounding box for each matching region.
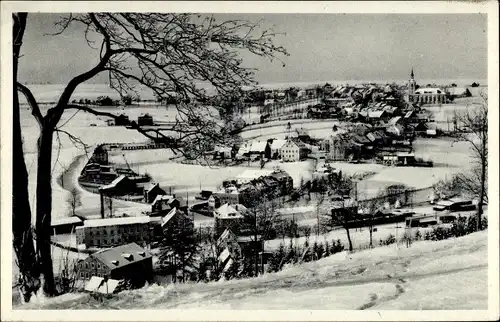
[94,145,107,154]
[351,134,371,144]
[92,243,152,270]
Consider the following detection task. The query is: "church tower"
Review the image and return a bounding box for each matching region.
[408,68,416,95]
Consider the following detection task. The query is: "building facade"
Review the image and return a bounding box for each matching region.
[77,243,153,287]
[280,139,307,162]
[405,69,448,104]
[76,216,153,248]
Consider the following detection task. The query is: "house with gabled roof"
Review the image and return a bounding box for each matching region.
[214,203,244,236]
[161,207,193,237]
[280,139,310,162]
[151,194,187,215]
[77,242,153,287]
[143,183,166,203]
[216,228,242,258]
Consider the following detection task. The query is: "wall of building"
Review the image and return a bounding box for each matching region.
[77,257,111,280]
[80,223,152,248]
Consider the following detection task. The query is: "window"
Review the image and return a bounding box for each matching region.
[80,272,84,278]
[85,263,89,269]
[91,262,95,269]
[97,264,101,269]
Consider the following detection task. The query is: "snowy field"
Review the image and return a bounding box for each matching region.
[18,230,488,310]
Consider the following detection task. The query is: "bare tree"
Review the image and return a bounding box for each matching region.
[452,94,488,231]
[12,12,41,302]
[67,188,80,217]
[15,13,288,297]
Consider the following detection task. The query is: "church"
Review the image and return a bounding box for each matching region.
[405,69,449,104]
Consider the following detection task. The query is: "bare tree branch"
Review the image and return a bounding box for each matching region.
[17,82,43,127]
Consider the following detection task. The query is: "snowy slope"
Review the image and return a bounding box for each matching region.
[19,230,488,310]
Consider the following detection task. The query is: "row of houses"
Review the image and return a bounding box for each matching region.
[210,169,294,211]
[105,113,154,126]
[320,118,426,162]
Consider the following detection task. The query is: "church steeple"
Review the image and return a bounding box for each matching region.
[410,68,414,79]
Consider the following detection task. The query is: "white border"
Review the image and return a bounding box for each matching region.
[1,1,498,321]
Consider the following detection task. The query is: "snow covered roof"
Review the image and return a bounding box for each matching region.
[100,175,128,190]
[217,228,238,246]
[92,242,151,270]
[143,183,159,193]
[218,248,231,263]
[250,141,268,153]
[388,116,402,125]
[270,139,287,150]
[84,216,150,228]
[415,88,444,95]
[85,276,121,294]
[236,169,273,182]
[152,194,176,206]
[215,203,243,219]
[161,207,179,227]
[51,216,83,226]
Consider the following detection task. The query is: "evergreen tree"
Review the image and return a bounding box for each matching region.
[324,240,331,257]
[317,242,325,260]
[158,212,198,283]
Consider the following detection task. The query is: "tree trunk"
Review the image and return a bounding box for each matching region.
[477,159,486,231]
[369,225,373,248]
[35,128,57,296]
[12,12,41,303]
[344,226,353,252]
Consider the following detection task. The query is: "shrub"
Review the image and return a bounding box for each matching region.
[414,229,422,240]
[481,216,488,230]
[384,234,396,245]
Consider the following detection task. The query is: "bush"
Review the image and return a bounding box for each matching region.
[481,216,488,230]
[414,229,422,240]
[384,234,396,245]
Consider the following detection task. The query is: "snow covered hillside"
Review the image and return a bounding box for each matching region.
[20,230,488,310]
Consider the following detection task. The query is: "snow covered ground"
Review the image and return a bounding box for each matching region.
[18,230,488,310]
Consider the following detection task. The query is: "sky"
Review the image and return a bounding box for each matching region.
[19,13,487,85]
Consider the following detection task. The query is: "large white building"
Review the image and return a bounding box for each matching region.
[405,69,449,104]
[280,139,309,162]
[76,216,152,248]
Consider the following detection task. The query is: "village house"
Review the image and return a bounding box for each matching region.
[323,134,350,161]
[216,228,242,257]
[269,170,294,196]
[268,139,287,159]
[330,195,358,223]
[161,207,194,238]
[214,203,245,237]
[76,216,153,248]
[210,185,240,209]
[214,145,232,159]
[143,183,166,204]
[360,110,389,124]
[137,113,154,126]
[90,145,109,165]
[115,114,131,126]
[386,124,405,138]
[51,216,84,235]
[84,276,124,295]
[151,195,187,216]
[365,130,390,147]
[77,242,153,287]
[280,138,310,162]
[99,175,139,197]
